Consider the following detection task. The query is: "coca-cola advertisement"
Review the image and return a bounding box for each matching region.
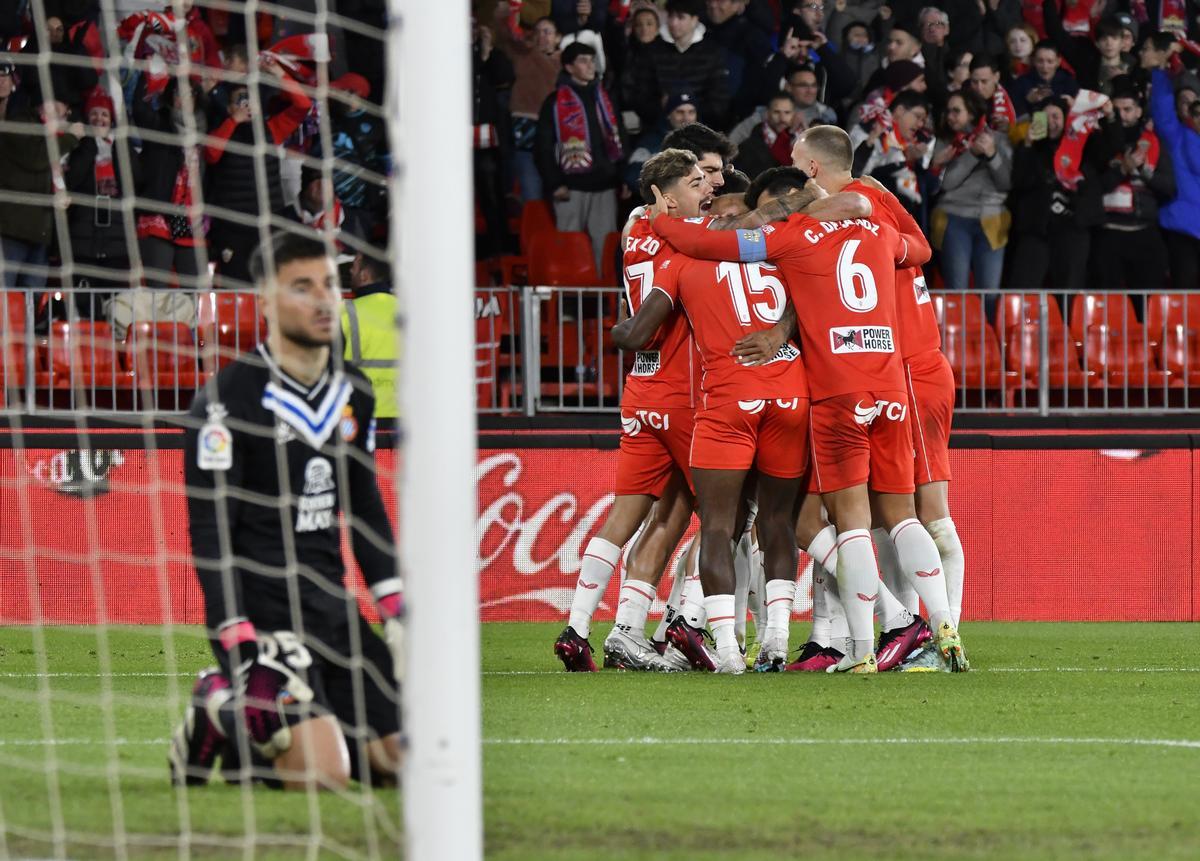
[0,442,1196,624]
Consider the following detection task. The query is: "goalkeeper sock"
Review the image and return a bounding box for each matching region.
[926,517,965,627]
[568,537,621,639]
[890,518,953,631]
[873,527,918,616]
[613,579,654,637]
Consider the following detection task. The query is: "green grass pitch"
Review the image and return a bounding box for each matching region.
[0,622,1197,860]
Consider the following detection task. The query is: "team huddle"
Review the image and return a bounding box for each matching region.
[554,122,967,675]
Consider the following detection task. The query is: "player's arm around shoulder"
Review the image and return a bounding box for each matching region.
[612,286,674,351]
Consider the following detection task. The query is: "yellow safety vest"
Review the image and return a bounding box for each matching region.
[342,291,400,419]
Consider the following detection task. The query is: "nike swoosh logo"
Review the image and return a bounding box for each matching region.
[915,568,942,578]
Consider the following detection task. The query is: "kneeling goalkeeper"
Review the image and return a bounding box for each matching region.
[171,232,404,790]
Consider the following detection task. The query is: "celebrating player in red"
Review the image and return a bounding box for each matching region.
[652,127,969,673]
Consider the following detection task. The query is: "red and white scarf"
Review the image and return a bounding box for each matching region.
[1054,89,1108,191]
[301,198,345,233]
[933,117,987,176]
[1102,127,1161,213]
[990,87,1017,130]
[553,83,623,174]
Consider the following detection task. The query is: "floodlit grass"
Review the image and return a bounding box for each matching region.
[0,623,1197,859]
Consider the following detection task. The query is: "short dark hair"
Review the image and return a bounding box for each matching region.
[888,90,929,113]
[357,249,392,284]
[561,42,596,67]
[639,147,699,204]
[719,168,751,194]
[745,166,809,210]
[787,64,818,81]
[662,122,738,163]
[767,92,797,108]
[1033,39,1059,56]
[665,0,704,16]
[1095,19,1123,40]
[947,88,988,124]
[969,53,999,74]
[1143,30,1176,53]
[250,233,332,286]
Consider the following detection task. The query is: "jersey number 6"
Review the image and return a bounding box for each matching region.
[717,261,786,325]
[836,239,878,312]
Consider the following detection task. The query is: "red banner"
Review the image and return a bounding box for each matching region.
[1,444,1196,624]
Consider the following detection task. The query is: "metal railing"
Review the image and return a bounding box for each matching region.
[6,286,1200,415]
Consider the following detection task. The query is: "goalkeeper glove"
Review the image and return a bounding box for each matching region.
[372,579,406,684]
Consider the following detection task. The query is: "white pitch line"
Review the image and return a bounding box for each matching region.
[0,672,192,679]
[2,736,1196,750]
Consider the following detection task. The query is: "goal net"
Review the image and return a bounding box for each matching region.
[0,1,479,858]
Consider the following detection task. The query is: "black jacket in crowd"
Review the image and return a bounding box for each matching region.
[63,135,143,262]
[1009,134,1108,235]
[1097,118,1177,230]
[625,30,732,130]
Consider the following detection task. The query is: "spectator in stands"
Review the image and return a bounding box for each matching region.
[1144,37,1200,291]
[731,63,837,143]
[624,0,732,131]
[749,15,856,111]
[64,87,142,318]
[1004,25,1036,82]
[929,89,1011,299]
[552,0,607,38]
[705,0,773,117]
[494,4,563,201]
[318,74,389,231]
[837,21,880,110]
[1093,77,1174,292]
[734,92,801,178]
[342,249,398,419]
[946,49,974,95]
[204,56,312,289]
[1007,96,1107,294]
[1009,40,1079,118]
[917,6,952,106]
[0,69,83,289]
[968,54,1017,137]
[851,89,932,213]
[826,5,884,50]
[131,73,208,291]
[278,165,364,263]
[625,91,699,189]
[535,42,625,272]
[473,20,516,259]
[1042,2,1132,93]
[22,3,98,114]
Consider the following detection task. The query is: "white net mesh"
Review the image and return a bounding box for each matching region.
[0,1,410,857]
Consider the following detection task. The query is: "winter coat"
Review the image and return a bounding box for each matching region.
[64,136,143,261]
[625,24,731,130]
[1150,68,1200,241]
[0,102,80,245]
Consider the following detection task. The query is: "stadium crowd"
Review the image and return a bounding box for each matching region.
[0,0,388,321]
[473,0,1200,299]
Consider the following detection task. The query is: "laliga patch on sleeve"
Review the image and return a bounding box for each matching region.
[197,420,233,471]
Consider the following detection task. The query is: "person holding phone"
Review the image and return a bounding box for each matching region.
[1009,40,1079,118]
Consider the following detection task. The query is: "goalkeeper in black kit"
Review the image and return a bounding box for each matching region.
[170,233,404,790]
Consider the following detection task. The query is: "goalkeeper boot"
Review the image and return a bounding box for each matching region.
[785,641,843,672]
[933,621,970,673]
[875,616,933,672]
[603,629,681,671]
[168,668,232,786]
[752,629,788,672]
[664,618,718,672]
[554,626,598,672]
[826,652,878,674]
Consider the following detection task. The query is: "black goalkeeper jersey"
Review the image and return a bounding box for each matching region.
[184,345,396,641]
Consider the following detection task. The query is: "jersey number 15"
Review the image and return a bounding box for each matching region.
[717,262,786,325]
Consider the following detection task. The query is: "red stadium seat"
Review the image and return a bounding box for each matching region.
[995,293,1064,344]
[943,320,1008,388]
[519,200,555,253]
[1146,293,1200,347]
[527,231,599,286]
[36,320,126,389]
[197,291,266,371]
[1069,293,1139,344]
[1,292,28,400]
[934,292,985,332]
[1006,322,1097,387]
[1082,325,1172,389]
[125,321,199,390]
[1155,324,1198,377]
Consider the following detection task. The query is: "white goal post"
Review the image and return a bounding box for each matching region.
[392,2,483,859]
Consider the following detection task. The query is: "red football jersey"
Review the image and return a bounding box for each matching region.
[621,216,697,409]
[845,180,941,358]
[654,249,808,408]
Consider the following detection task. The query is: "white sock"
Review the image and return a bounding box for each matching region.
[653,537,692,642]
[806,525,839,646]
[568,536,621,639]
[927,517,964,628]
[614,579,654,638]
[874,581,915,632]
[873,527,917,616]
[890,519,953,630]
[704,594,738,662]
[733,533,753,646]
[765,578,796,636]
[681,550,707,628]
[835,529,879,660]
[825,573,850,643]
